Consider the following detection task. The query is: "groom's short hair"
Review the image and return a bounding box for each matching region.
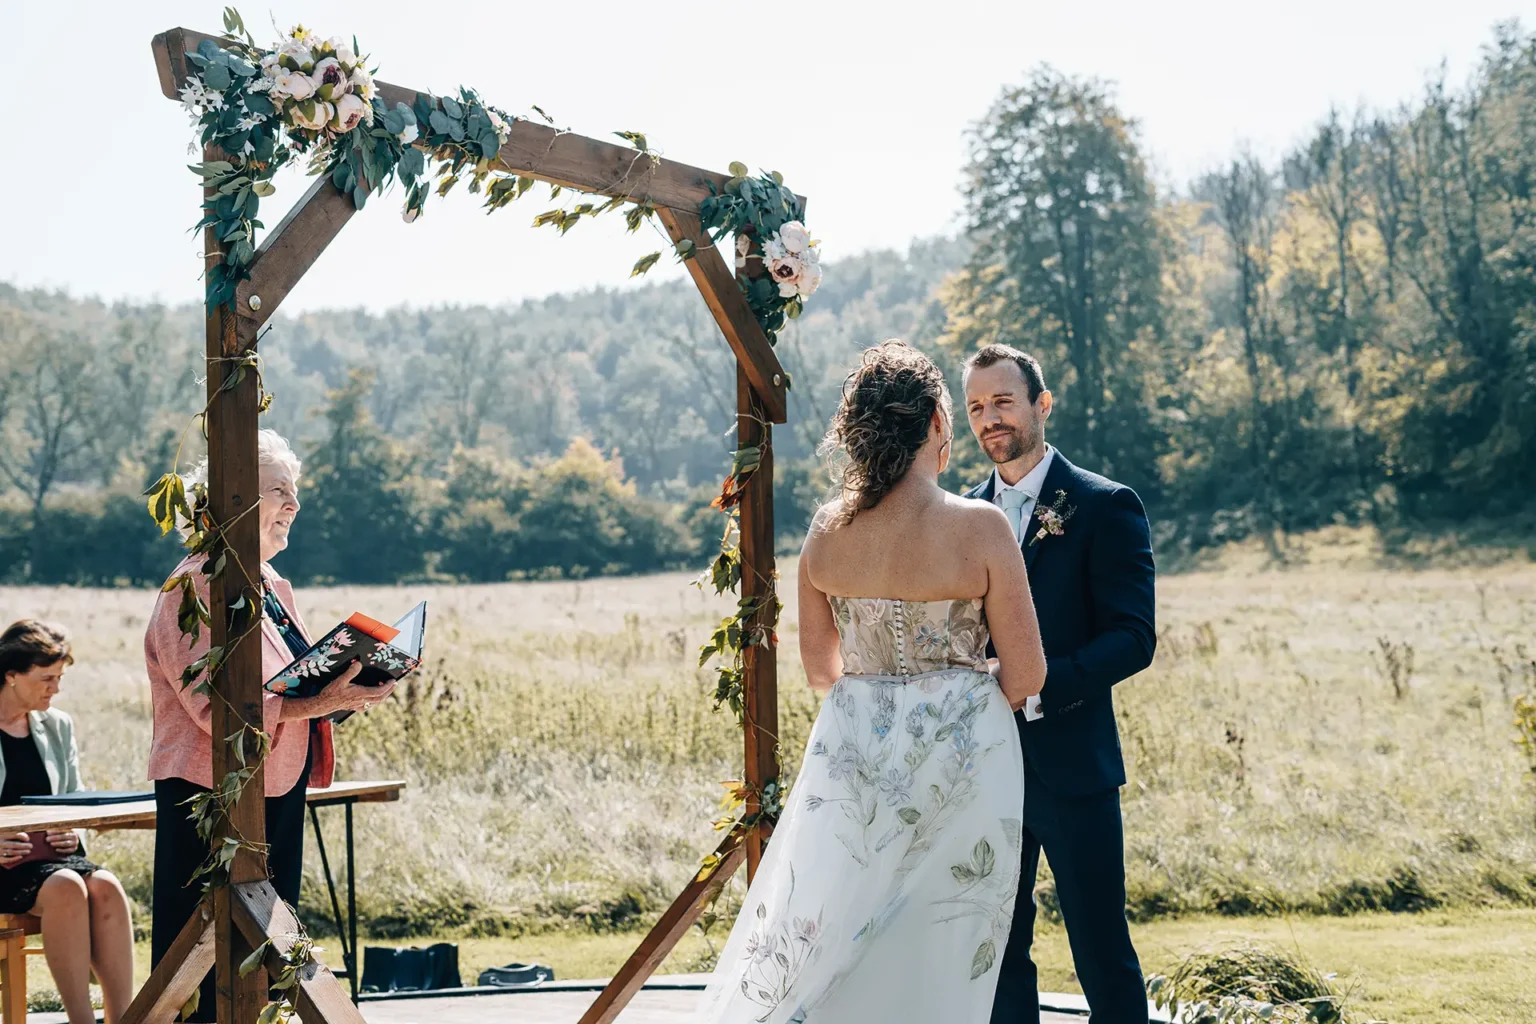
[964,345,1047,402]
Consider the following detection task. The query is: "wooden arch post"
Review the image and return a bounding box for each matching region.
[132,26,794,1024]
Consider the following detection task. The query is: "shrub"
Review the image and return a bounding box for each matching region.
[1146,945,1359,1024]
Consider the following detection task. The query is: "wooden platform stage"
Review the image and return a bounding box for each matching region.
[348,976,1115,1024]
[357,991,1090,1024]
[32,977,1154,1023]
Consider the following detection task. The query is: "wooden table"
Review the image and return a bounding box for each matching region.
[0,779,405,1002]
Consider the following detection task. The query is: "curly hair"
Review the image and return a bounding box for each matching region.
[818,340,951,525]
[0,620,73,688]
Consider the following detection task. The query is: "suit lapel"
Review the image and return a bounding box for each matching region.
[966,474,996,504]
[1022,452,1074,575]
[29,712,58,794]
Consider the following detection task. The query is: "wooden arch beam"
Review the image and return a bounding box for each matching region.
[153,29,805,215]
[153,26,791,419]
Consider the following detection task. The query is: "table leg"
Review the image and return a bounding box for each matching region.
[347,800,358,1003]
[309,804,354,999]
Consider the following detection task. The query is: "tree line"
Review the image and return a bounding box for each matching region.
[941,22,1536,554]
[0,21,1530,584]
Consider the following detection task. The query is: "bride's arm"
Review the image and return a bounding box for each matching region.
[977,505,1046,710]
[797,535,842,694]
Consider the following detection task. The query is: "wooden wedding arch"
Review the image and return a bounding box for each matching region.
[127,26,792,1024]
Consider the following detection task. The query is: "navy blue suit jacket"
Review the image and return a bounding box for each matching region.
[965,451,1156,797]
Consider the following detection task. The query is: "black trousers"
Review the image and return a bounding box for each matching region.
[992,758,1146,1024]
[152,758,310,1022]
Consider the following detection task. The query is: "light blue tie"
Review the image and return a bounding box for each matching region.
[999,488,1028,543]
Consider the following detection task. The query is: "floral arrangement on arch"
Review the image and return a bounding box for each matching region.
[178,10,512,308]
[698,163,822,343]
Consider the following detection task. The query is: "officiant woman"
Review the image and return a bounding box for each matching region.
[144,429,394,1021]
[0,620,133,1024]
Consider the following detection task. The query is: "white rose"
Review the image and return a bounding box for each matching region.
[796,260,823,298]
[398,123,420,146]
[289,99,333,132]
[273,70,314,102]
[777,220,811,254]
[278,40,314,71]
[328,37,357,65]
[331,94,367,134]
[769,255,804,297]
[734,234,752,269]
[763,237,788,262]
[313,58,350,101]
[348,68,376,102]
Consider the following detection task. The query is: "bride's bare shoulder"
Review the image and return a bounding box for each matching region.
[944,492,1014,546]
[802,501,845,555]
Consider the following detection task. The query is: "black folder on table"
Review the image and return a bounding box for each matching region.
[21,791,154,806]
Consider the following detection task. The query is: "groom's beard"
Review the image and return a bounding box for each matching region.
[979,421,1042,465]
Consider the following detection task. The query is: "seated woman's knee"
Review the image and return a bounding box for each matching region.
[84,868,127,904]
[37,868,89,911]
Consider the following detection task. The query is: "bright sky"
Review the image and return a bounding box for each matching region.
[4,0,1527,313]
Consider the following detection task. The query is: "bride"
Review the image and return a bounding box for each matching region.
[696,340,1046,1023]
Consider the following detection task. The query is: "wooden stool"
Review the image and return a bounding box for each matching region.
[0,914,42,1024]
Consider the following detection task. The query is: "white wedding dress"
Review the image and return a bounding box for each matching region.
[696,597,1025,1024]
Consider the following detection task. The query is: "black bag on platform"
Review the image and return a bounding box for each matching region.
[477,962,555,988]
[360,943,462,992]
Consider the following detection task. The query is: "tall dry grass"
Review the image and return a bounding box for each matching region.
[3,538,1533,939]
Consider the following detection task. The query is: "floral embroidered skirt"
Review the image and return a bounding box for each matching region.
[695,669,1025,1024]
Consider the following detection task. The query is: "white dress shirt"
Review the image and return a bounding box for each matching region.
[989,445,1055,722]
[990,445,1056,544]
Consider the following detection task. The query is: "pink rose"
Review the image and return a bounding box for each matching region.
[314,58,350,102]
[330,94,367,134]
[770,255,804,297]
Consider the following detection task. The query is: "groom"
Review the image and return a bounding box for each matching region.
[962,345,1156,1024]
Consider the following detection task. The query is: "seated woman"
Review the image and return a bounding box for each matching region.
[0,620,133,1024]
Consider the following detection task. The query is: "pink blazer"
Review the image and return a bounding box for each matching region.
[145,555,335,795]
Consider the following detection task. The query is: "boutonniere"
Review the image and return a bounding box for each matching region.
[1029,489,1075,546]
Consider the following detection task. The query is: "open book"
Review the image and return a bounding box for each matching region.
[265,601,427,700]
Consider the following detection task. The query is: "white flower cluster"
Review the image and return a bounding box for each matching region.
[488,108,512,145]
[260,27,376,138]
[178,79,225,125]
[737,220,822,299]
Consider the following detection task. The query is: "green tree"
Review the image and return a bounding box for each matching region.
[282,369,429,584]
[942,65,1169,496]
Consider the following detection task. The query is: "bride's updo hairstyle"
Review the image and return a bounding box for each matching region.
[819,339,951,525]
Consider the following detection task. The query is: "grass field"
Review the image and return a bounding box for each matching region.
[3,526,1535,1020]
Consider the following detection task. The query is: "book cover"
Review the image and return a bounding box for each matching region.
[265,601,427,699]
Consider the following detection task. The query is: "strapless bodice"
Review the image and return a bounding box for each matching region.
[826,596,990,677]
